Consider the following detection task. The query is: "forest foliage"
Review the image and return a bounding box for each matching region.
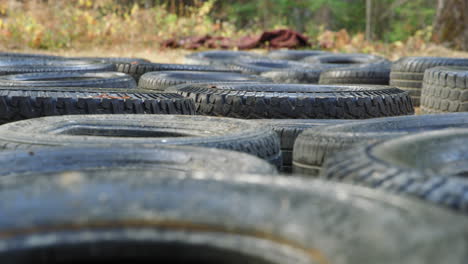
[0,0,436,52]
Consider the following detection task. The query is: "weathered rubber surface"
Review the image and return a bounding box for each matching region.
[421,66,468,113]
[227,58,315,75]
[390,57,468,106]
[0,59,115,75]
[0,146,276,176]
[0,171,466,264]
[168,83,414,119]
[0,52,62,60]
[0,71,137,89]
[319,64,391,85]
[321,129,468,213]
[302,53,388,66]
[258,119,350,172]
[0,87,195,124]
[0,115,282,167]
[266,50,329,61]
[261,64,342,84]
[116,62,237,81]
[184,50,263,66]
[70,56,150,64]
[138,71,268,91]
[293,113,468,176]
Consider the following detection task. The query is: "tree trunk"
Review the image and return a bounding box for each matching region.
[432,0,468,51]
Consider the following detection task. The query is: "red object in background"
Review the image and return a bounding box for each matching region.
[161,29,311,50]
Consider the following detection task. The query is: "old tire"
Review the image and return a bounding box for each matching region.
[0,87,195,124]
[302,53,387,66]
[168,83,414,119]
[293,113,468,176]
[390,57,468,106]
[266,50,329,61]
[261,64,342,84]
[321,129,468,213]
[184,50,262,66]
[0,59,115,75]
[138,71,268,91]
[319,64,391,85]
[0,71,137,89]
[227,58,315,75]
[421,66,468,113]
[0,114,282,167]
[0,170,466,263]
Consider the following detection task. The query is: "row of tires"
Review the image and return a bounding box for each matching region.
[0,51,466,263]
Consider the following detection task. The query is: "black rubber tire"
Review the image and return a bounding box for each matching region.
[227,58,315,75]
[261,64,345,84]
[258,119,350,172]
[138,71,269,91]
[390,57,468,106]
[184,50,262,66]
[301,53,388,66]
[0,71,137,88]
[116,62,237,81]
[0,146,276,176]
[168,83,414,119]
[0,59,116,75]
[0,170,466,264]
[293,113,468,176]
[70,56,150,64]
[0,87,195,124]
[321,129,468,213]
[421,66,468,113]
[319,64,391,85]
[0,52,62,60]
[0,114,282,167]
[266,50,329,61]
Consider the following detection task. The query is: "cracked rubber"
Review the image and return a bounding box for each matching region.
[0,146,276,176]
[138,71,268,91]
[319,64,391,85]
[184,50,263,66]
[266,50,329,61]
[421,66,468,113]
[390,57,468,106]
[0,71,137,88]
[0,171,466,263]
[293,113,468,176]
[0,87,195,124]
[116,62,236,81]
[258,119,350,172]
[321,129,468,213]
[0,114,282,167]
[168,83,414,119]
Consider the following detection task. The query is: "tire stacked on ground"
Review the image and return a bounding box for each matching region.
[184,50,263,66]
[138,71,269,91]
[0,170,466,263]
[319,63,391,85]
[168,83,414,119]
[302,53,388,66]
[0,87,195,124]
[321,129,468,213]
[116,62,238,81]
[421,66,468,113]
[0,114,282,167]
[0,59,116,74]
[292,113,468,176]
[0,71,137,88]
[266,50,330,61]
[390,57,468,106]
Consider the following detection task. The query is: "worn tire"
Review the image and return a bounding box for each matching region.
[0,71,137,88]
[138,71,268,91]
[302,53,388,66]
[0,87,195,124]
[319,64,391,85]
[0,114,282,167]
[390,57,468,106]
[0,170,466,264]
[0,59,115,75]
[293,113,468,176]
[168,83,414,119]
[261,64,342,84]
[421,66,468,113]
[70,56,150,64]
[116,62,236,81]
[321,129,468,213]
[0,52,62,60]
[227,58,315,75]
[184,50,262,66]
[0,146,276,176]
[266,50,329,61]
[258,119,350,172]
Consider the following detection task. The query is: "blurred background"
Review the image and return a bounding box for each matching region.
[0,0,466,61]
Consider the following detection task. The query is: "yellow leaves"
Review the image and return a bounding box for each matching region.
[78,0,93,8]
